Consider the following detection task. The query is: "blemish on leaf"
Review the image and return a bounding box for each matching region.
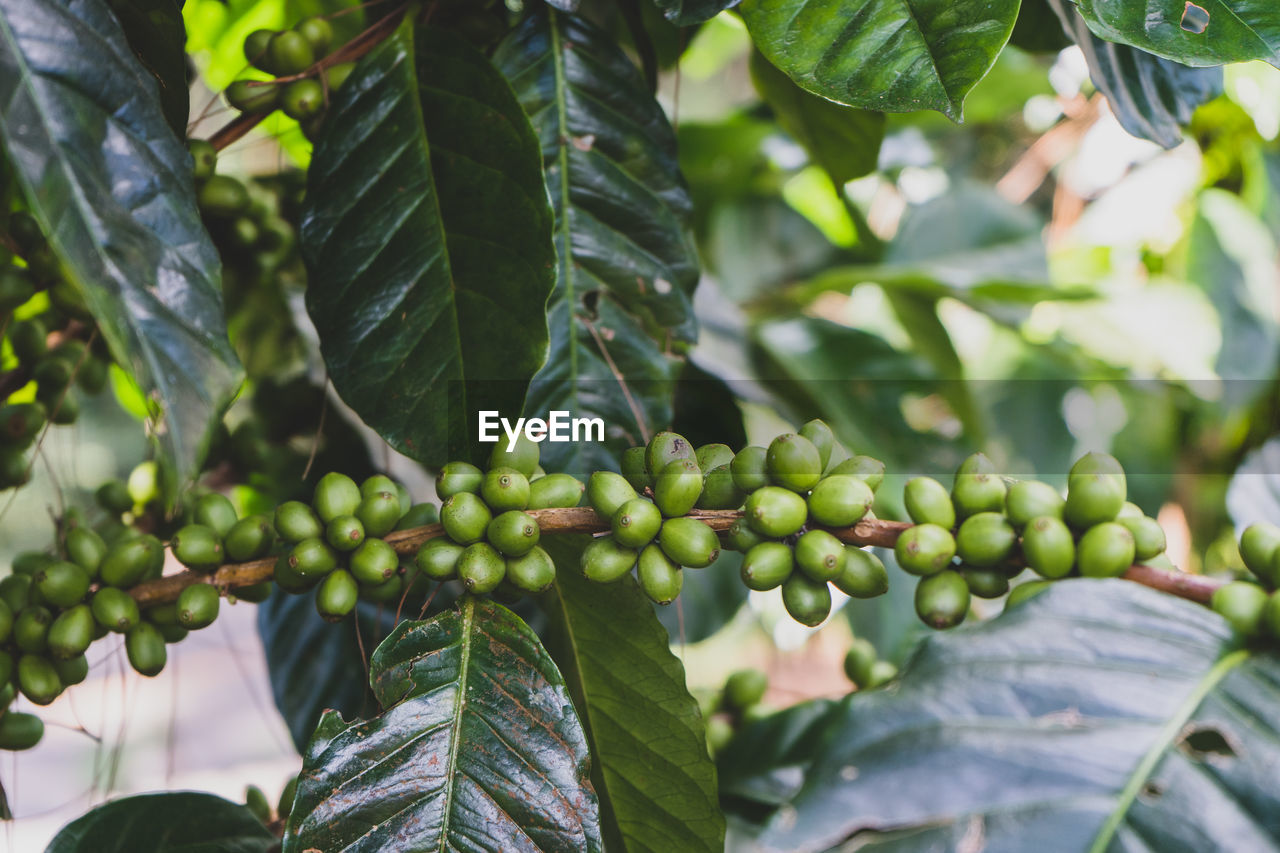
[957,815,986,853]
[570,134,596,151]
[1176,724,1239,761]
[1180,2,1210,34]
[1141,780,1164,800]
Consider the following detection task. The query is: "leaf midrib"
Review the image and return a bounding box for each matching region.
[548,9,580,413]
[437,596,476,853]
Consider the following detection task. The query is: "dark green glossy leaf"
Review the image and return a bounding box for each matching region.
[671,359,748,450]
[754,580,1280,853]
[1076,0,1280,68]
[740,0,1020,119]
[283,597,601,852]
[717,698,840,817]
[653,0,739,26]
[749,50,884,186]
[540,537,725,852]
[1050,0,1222,148]
[46,792,274,853]
[655,548,748,644]
[106,0,188,137]
[1009,0,1073,53]
[301,21,555,466]
[494,10,699,478]
[0,0,243,483]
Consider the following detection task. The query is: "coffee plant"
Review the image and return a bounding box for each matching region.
[1,0,1279,850]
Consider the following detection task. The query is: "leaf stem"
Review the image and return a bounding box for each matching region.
[126,509,1225,607]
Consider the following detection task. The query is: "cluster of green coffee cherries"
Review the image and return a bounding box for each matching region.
[269,473,438,618]
[1210,522,1280,642]
[699,668,772,756]
[1,212,111,489]
[417,441,584,597]
[227,18,354,134]
[188,140,295,268]
[896,451,1167,628]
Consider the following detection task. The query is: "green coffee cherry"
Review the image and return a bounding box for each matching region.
[955,512,1016,568]
[1076,522,1136,578]
[316,569,359,622]
[312,472,359,523]
[488,510,541,557]
[458,542,506,594]
[654,458,702,517]
[698,465,745,510]
[91,587,139,633]
[11,552,52,576]
[745,486,807,538]
[611,499,662,548]
[326,515,365,552]
[827,455,885,491]
[807,475,873,527]
[356,491,401,538]
[1005,480,1063,529]
[765,433,822,493]
[197,175,249,218]
[326,62,356,92]
[359,474,397,500]
[278,775,299,820]
[126,622,167,677]
[1006,579,1053,609]
[482,467,531,512]
[0,575,32,612]
[1211,581,1268,636]
[157,624,189,644]
[274,553,317,594]
[0,447,30,488]
[1022,516,1075,579]
[657,517,720,568]
[244,28,275,70]
[76,353,108,394]
[915,570,969,629]
[505,546,556,594]
[171,524,224,573]
[581,536,638,583]
[225,515,275,562]
[903,477,956,528]
[267,30,314,75]
[0,599,10,644]
[781,573,832,627]
[226,79,279,113]
[275,501,324,543]
[189,139,217,181]
[1118,501,1143,519]
[952,467,1006,520]
[281,79,324,121]
[295,16,333,56]
[730,446,769,492]
[415,538,463,581]
[244,784,272,825]
[0,655,11,693]
[637,544,682,604]
[894,523,956,576]
[177,583,220,629]
[66,527,106,576]
[47,605,93,660]
[362,573,403,603]
[725,518,766,553]
[528,473,584,509]
[798,420,835,470]
[832,548,888,598]
[705,716,733,757]
[962,566,1010,599]
[0,711,44,751]
[289,538,337,578]
[146,603,179,626]
[587,471,637,519]
[1239,522,1280,583]
[1069,451,1126,491]
[740,542,793,591]
[395,503,439,531]
[794,529,846,582]
[53,653,89,686]
[1064,473,1125,529]
[0,266,34,310]
[1117,516,1166,562]
[865,660,898,688]
[645,431,694,476]
[843,638,877,686]
[695,443,736,472]
[0,403,46,448]
[621,446,651,492]
[437,461,484,499]
[34,560,90,608]
[441,492,492,544]
[724,668,768,711]
[8,320,47,365]
[190,495,236,539]
[350,538,399,586]
[489,433,540,478]
[18,654,61,705]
